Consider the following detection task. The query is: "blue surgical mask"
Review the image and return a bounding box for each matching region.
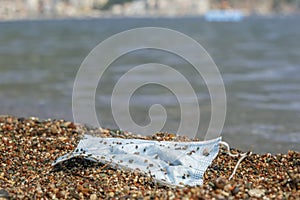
[53,134,221,186]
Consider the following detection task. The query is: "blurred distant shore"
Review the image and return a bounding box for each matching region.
[1,0,300,21]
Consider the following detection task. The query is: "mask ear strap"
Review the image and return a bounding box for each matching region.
[219,141,252,180]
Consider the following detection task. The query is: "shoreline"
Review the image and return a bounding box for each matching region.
[0,115,299,199]
[1,13,300,23]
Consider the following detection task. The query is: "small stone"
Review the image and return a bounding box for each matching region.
[57,191,66,198]
[0,189,10,199]
[58,136,67,141]
[208,182,215,188]
[231,186,240,195]
[62,121,76,128]
[215,177,227,189]
[51,126,58,134]
[248,188,265,198]
[108,191,114,197]
[90,193,97,200]
[224,183,232,191]
[216,194,225,199]
[221,190,229,197]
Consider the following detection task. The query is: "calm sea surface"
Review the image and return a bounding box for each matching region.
[0,16,299,153]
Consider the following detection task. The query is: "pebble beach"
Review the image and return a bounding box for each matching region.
[0,115,299,199]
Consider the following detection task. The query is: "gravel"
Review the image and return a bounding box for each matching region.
[0,115,299,199]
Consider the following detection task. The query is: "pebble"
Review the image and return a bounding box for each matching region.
[108,191,114,197]
[248,188,265,198]
[90,193,97,200]
[0,189,10,199]
[215,177,227,189]
[231,186,240,195]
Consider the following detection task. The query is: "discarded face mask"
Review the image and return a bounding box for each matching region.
[52,134,248,187]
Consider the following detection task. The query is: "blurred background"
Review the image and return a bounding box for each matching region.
[1,0,300,19]
[0,0,299,153]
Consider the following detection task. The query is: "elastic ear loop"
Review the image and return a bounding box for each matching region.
[219,141,252,180]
